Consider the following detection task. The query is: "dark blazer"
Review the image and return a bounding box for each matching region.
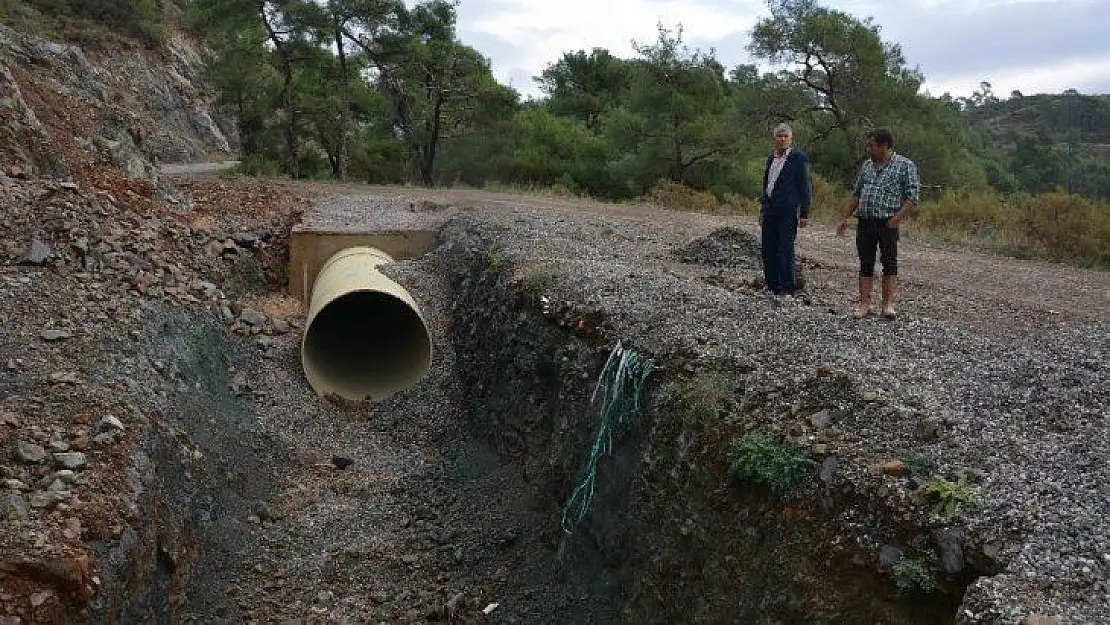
[760,149,812,219]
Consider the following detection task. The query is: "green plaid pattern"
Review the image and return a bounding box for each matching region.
[852,153,921,219]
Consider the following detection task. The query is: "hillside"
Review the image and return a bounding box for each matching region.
[967,92,1110,144]
[0,1,232,187]
[965,92,1110,199]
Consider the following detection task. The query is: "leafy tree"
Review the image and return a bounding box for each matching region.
[728,64,812,134]
[748,0,923,180]
[320,0,401,179]
[959,81,999,109]
[189,0,318,178]
[608,24,738,193]
[182,0,1109,210]
[259,0,319,179]
[1011,131,1066,194]
[536,48,633,132]
[439,107,619,194]
[197,19,279,158]
[344,0,516,185]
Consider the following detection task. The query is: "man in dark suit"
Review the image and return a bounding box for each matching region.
[760,123,812,296]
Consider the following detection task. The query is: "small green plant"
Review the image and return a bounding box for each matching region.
[661,371,733,422]
[891,557,937,597]
[486,248,505,271]
[727,432,815,500]
[922,475,976,518]
[516,261,558,296]
[0,0,51,36]
[902,451,933,479]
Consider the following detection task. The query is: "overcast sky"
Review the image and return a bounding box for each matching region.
[448,0,1110,100]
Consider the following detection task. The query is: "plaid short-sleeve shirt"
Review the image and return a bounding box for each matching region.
[852,153,921,219]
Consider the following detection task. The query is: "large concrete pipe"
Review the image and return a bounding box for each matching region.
[301,246,432,402]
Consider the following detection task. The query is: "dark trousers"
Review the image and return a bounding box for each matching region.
[856,218,899,276]
[761,211,799,294]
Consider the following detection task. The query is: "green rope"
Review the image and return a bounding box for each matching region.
[561,341,653,534]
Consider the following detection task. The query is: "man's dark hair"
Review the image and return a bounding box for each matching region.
[867,127,894,149]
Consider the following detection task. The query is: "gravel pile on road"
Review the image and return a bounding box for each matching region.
[674,225,763,268]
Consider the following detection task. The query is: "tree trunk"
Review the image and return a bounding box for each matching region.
[334,22,350,182]
[282,78,298,179]
[259,3,298,179]
[671,117,684,182]
[236,97,253,156]
[418,93,443,186]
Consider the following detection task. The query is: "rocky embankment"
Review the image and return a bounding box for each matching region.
[0,175,316,622]
[0,22,232,183]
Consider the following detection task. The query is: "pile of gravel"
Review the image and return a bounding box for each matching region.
[674,226,763,268]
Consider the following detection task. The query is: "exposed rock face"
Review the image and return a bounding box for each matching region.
[0,23,232,183]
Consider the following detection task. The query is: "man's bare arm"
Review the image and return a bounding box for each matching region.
[835,198,859,236]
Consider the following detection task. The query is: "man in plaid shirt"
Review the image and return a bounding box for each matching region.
[836,128,920,319]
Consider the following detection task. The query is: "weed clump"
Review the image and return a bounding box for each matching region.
[727,432,815,500]
[660,371,733,423]
[901,451,933,480]
[514,261,558,296]
[647,180,722,214]
[922,475,976,518]
[892,557,937,597]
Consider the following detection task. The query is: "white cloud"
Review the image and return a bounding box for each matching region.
[451,0,1108,99]
[459,0,763,96]
[923,52,1110,97]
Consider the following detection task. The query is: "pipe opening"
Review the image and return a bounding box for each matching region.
[302,290,432,400]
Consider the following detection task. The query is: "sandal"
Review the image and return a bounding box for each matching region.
[853,306,873,319]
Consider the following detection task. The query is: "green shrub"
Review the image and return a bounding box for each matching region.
[235,154,284,178]
[809,172,849,222]
[922,475,976,519]
[727,432,815,500]
[891,557,936,597]
[914,188,1110,267]
[646,179,721,214]
[74,0,163,41]
[1004,189,1110,267]
[914,189,1006,247]
[720,192,760,215]
[486,248,505,271]
[660,372,733,422]
[296,149,332,180]
[0,0,54,35]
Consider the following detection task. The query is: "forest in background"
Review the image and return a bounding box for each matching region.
[2,0,1108,266]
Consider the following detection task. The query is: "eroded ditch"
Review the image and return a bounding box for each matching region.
[81,225,977,624]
